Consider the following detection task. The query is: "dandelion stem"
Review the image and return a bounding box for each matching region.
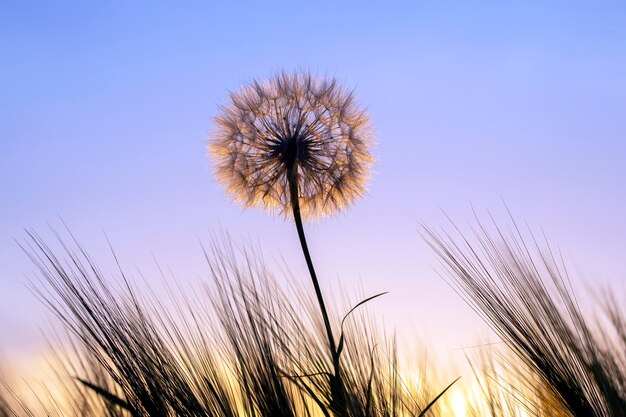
[288,165,347,416]
[287,165,337,355]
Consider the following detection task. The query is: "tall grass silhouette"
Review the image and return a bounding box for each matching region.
[423,213,626,416]
[16,229,451,416]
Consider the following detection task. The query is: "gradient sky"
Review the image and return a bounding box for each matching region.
[1,1,626,370]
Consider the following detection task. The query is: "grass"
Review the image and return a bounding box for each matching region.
[423,212,626,416]
[2,211,624,416]
[8,229,453,417]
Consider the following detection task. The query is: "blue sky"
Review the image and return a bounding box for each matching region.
[1,1,626,364]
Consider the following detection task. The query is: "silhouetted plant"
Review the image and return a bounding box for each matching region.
[423,214,626,416]
[21,229,449,417]
[209,70,374,416]
[25,231,242,416]
[210,71,373,220]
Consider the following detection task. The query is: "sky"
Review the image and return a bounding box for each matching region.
[1,1,626,374]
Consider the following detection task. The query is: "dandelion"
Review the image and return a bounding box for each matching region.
[209,71,374,416]
[210,71,373,220]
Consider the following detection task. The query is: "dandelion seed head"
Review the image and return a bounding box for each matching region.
[209,71,374,220]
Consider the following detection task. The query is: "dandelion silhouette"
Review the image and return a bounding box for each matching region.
[210,71,374,415]
[210,71,373,219]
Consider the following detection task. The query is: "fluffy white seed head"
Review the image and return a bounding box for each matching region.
[210,71,374,220]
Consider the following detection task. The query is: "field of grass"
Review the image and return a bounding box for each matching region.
[1,214,624,416]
